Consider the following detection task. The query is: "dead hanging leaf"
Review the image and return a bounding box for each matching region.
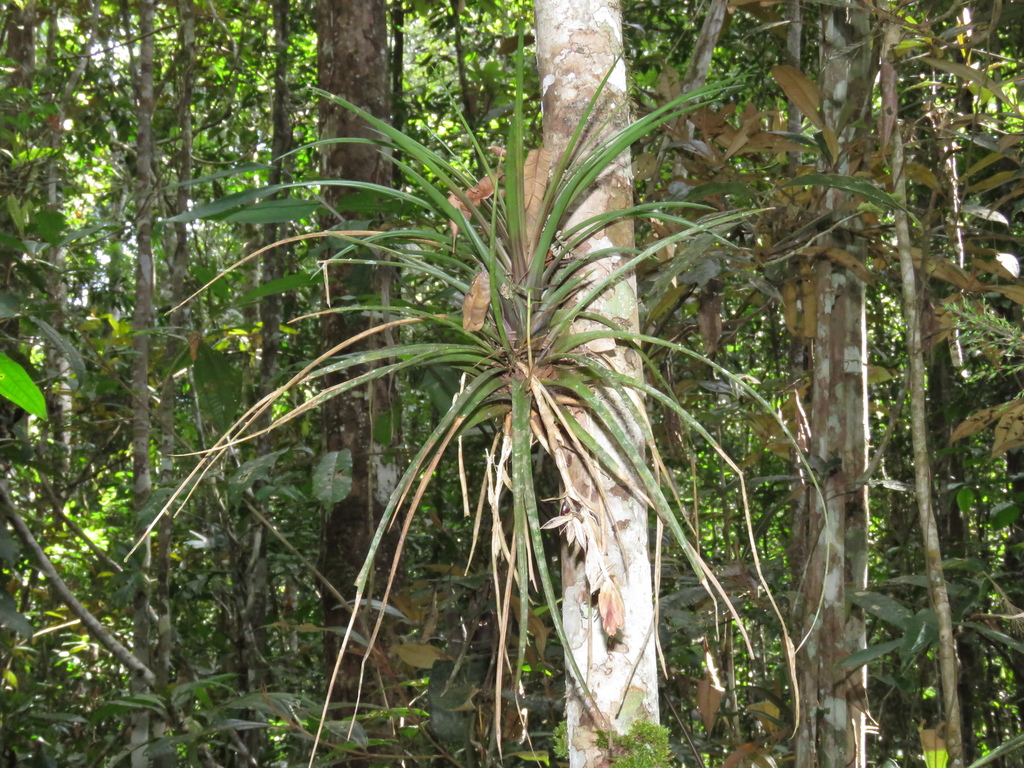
[918,724,948,768]
[523,148,551,248]
[392,642,450,669]
[597,581,625,637]
[781,280,800,335]
[747,700,781,734]
[905,162,940,190]
[655,63,682,105]
[966,169,1016,194]
[697,288,723,355]
[990,284,1024,306]
[771,65,823,129]
[954,398,992,437]
[800,275,818,338]
[696,676,725,732]
[462,271,491,331]
[823,247,874,283]
[633,152,659,182]
[447,174,499,240]
[720,741,761,768]
[992,401,1024,457]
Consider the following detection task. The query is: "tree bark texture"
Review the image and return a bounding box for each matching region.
[794,6,871,768]
[131,0,157,762]
[883,17,965,766]
[316,0,397,724]
[534,2,658,766]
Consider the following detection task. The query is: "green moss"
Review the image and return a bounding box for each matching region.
[553,722,569,758]
[556,720,674,768]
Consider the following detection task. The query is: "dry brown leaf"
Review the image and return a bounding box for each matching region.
[655,64,682,105]
[633,152,659,182]
[946,403,1003,444]
[447,175,497,241]
[905,162,940,190]
[523,148,551,247]
[927,259,983,291]
[918,725,947,761]
[967,169,1016,194]
[392,642,449,669]
[823,247,873,283]
[697,289,722,354]
[781,280,800,335]
[721,741,760,768]
[696,676,725,732]
[462,271,491,331]
[800,276,818,339]
[993,401,1024,457]
[990,284,1024,305]
[597,581,625,637]
[771,65,823,129]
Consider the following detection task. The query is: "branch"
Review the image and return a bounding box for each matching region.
[0,483,157,688]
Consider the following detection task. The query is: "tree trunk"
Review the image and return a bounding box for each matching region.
[534,3,658,765]
[130,0,158,763]
[316,0,397,737]
[883,17,965,766]
[793,7,871,768]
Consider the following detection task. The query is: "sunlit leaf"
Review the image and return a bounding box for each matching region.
[0,353,46,420]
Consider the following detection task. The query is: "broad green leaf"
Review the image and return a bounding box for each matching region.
[30,209,65,245]
[956,486,975,514]
[0,527,18,562]
[163,186,281,223]
[963,622,1024,656]
[0,590,34,638]
[848,590,913,628]
[30,315,87,386]
[900,609,938,661]
[990,503,1020,529]
[193,344,242,434]
[840,639,902,667]
[0,353,46,420]
[231,270,322,306]
[312,450,353,505]
[781,173,902,211]
[222,198,320,224]
[228,451,287,507]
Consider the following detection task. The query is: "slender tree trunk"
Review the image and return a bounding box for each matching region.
[130,0,157,763]
[316,0,397,744]
[883,17,965,767]
[794,6,871,768]
[534,3,658,766]
[237,0,291,759]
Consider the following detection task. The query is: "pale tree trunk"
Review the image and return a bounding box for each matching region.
[882,17,965,767]
[794,6,871,768]
[130,0,157,763]
[316,0,398,747]
[534,3,658,766]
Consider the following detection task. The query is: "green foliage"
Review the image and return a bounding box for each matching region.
[596,720,675,768]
